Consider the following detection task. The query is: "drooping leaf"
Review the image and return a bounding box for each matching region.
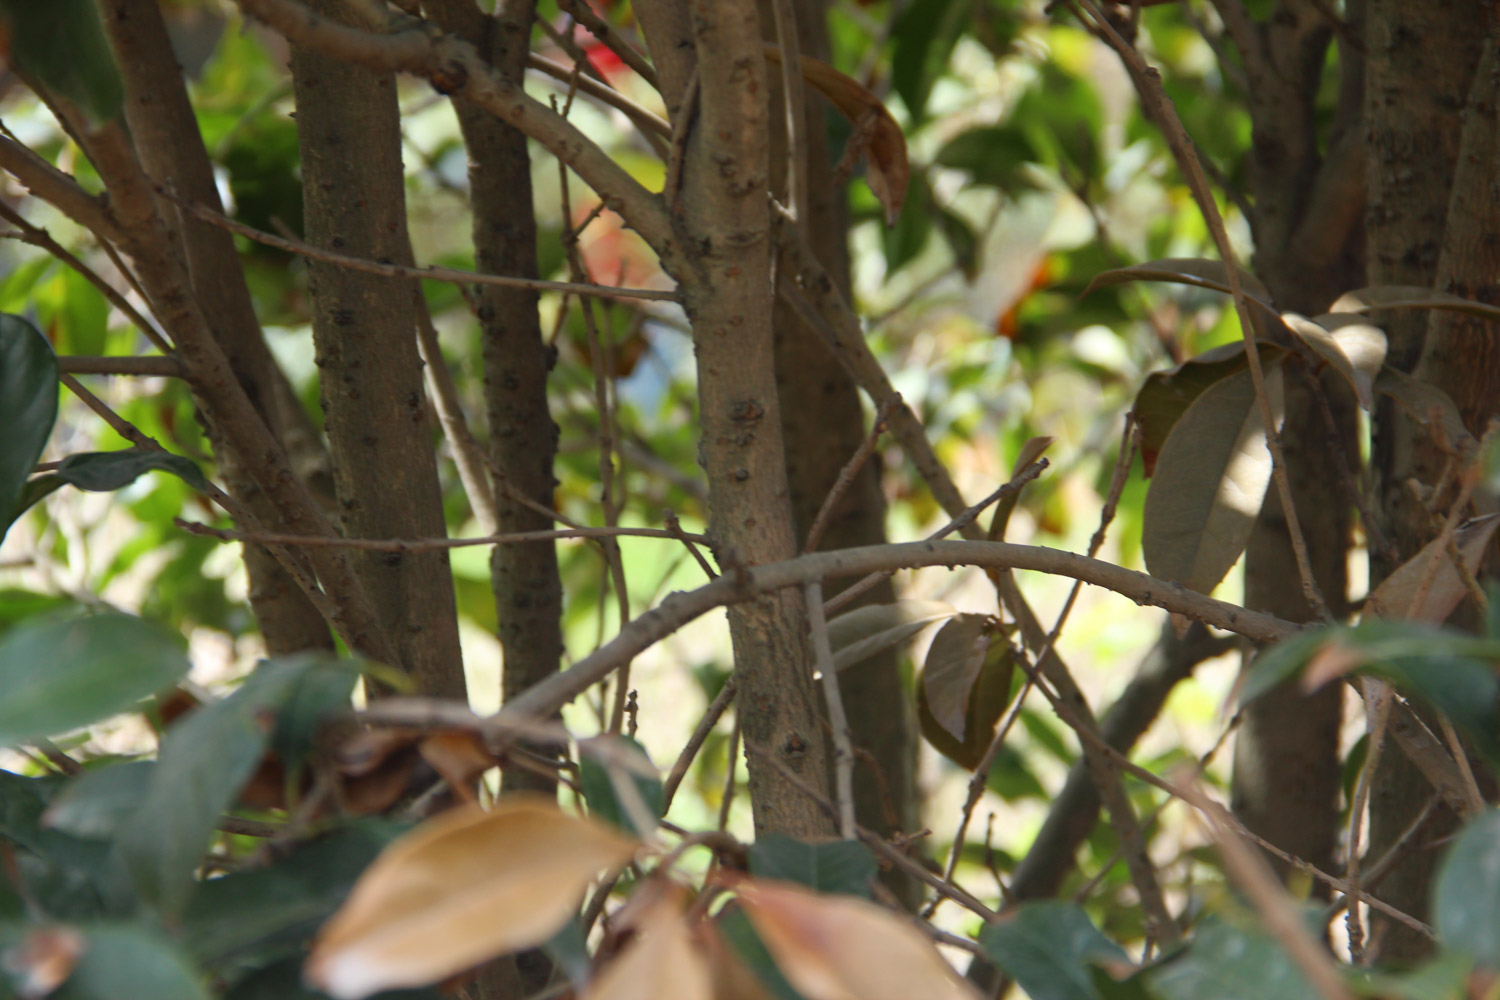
[766,48,909,225]
[920,614,995,740]
[305,800,638,1000]
[1083,258,1274,309]
[1282,313,1387,411]
[54,450,209,494]
[826,601,956,673]
[43,760,154,840]
[1131,342,1285,476]
[918,622,1016,770]
[1364,514,1500,623]
[736,878,979,1000]
[977,902,1130,1000]
[0,313,59,544]
[1434,809,1500,969]
[1331,285,1500,323]
[1143,366,1285,595]
[0,0,124,123]
[1374,368,1476,454]
[118,658,322,917]
[1147,916,1316,1000]
[579,735,663,837]
[748,835,877,899]
[0,613,190,747]
[583,891,712,1000]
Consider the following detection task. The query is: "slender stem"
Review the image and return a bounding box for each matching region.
[178,521,710,551]
[806,582,856,838]
[662,675,738,811]
[767,0,806,221]
[414,290,498,533]
[803,395,894,553]
[57,356,182,377]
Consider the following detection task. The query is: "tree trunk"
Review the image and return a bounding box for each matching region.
[289,0,466,697]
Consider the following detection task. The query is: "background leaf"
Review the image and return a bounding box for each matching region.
[978,902,1129,1000]
[1435,810,1500,969]
[579,735,663,837]
[748,835,877,898]
[0,313,59,544]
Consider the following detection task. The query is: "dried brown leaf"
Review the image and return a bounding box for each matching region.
[737,879,980,1000]
[584,889,713,1000]
[1363,514,1500,623]
[306,798,638,999]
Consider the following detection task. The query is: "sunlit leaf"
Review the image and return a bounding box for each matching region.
[1281,312,1387,411]
[1364,514,1500,623]
[749,835,877,899]
[1434,809,1500,968]
[1132,342,1285,476]
[0,313,58,545]
[977,902,1130,1000]
[737,878,979,1000]
[306,799,638,1000]
[0,613,190,747]
[1143,366,1284,595]
[583,890,712,1000]
[827,601,956,673]
[1331,285,1500,323]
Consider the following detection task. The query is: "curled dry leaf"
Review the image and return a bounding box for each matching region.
[764,46,909,225]
[1363,514,1500,623]
[583,887,713,1000]
[737,878,980,1000]
[306,798,638,1000]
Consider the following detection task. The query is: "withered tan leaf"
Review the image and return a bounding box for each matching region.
[737,879,980,1000]
[306,798,638,1000]
[1363,513,1500,623]
[583,888,712,1000]
[764,46,909,225]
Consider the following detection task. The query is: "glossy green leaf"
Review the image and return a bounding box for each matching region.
[55,450,209,494]
[0,0,124,123]
[1131,342,1285,476]
[579,734,663,837]
[118,659,318,917]
[0,613,190,747]
[44,760,154,840]
[827,600,956,673]
[748,835,877,899]
[0,314,59,544]
[1143,366,1284,595]
[978,902,1130,1000]
[1147,917,1315,1000]
[1435,812,1500,966]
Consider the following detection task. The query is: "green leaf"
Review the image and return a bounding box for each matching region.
[1351,952,1473,1000]
[890,0,973,122]
[0,314,59,544]
[716,904,807,1000]
[43,760,154,840]
[978,902,1129,1000]
[0,0,124,123]
[934,125,1040,190]
[826,600,956,673]
[882,170,933,276]
[1131,341,1286,476]
[937,206,980,281]
[0,613,190,746]
[181,820,408,972]
[1143,366,1284,595]
[263,654,359,775]
[748,835,877,898]
[0,590,76,637]
[46,925,208,1000]
[1238,627,1336,705]
[54,450,209,494]
[1147,916,1316,1000]
[918,618,1016,770]
[118,659,319,918]
[579,734,663,837]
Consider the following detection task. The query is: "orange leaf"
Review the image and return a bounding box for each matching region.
[737,879,980,1000]
[306,798,638,999]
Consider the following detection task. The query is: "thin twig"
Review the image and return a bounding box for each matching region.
[176,521,709,551]
[662,675,737,811]
[665,511,717,579]
[413,289,498,532]
[718,715,741,832]
[806,582,856,838]
[803,395,895,553]
[165,189,679,302]
[57,355,182,377]
[767,0,806,221]
[555,0,659,88]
